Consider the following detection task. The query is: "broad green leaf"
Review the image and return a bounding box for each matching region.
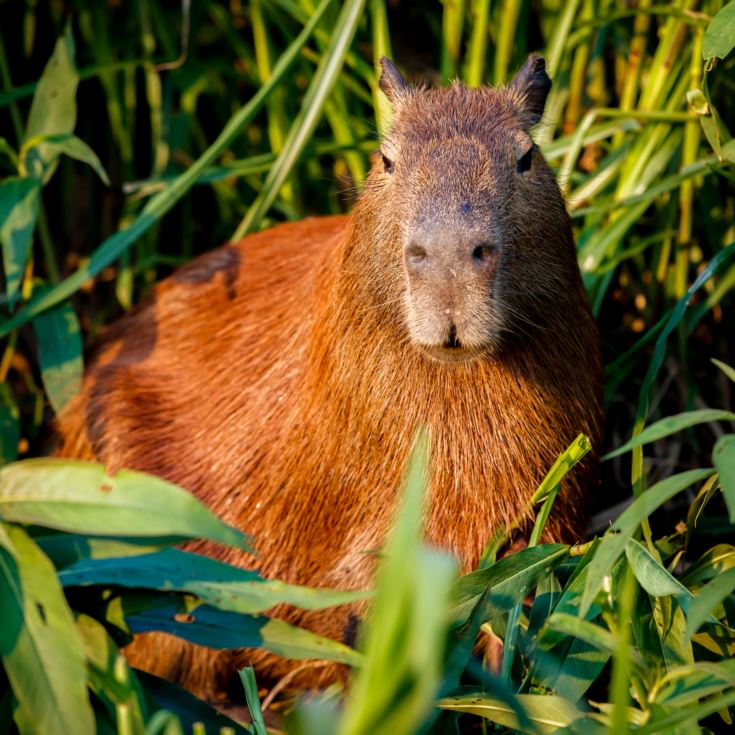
[653,660,735,708]
[438,693,586,734]
[32,300,83,414]
[682,544,735,587]
[685,566,735,640]
[723,138,735,164]
[0,384,19,466]
[23,25,79,182]
[453,544,570,619]
[702,0,735,60]
[60,547,369,613]
[338,434,457,735]
[0,176,41,306]
[579,469,713,616]
[0,459,251,550]
[22,133,109,185]
[604,410,735,460]
[136,671,252,735]
[544,612,644,672]
[636,688,735,734]
[127,601,361,666]
[625,538,693,607]
[35,533,177,569]
[0,524,94,735]
[714,435,735,522]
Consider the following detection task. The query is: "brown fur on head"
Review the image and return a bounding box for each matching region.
[362,55,570,362]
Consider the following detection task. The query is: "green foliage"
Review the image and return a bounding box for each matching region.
[1,1,735,734]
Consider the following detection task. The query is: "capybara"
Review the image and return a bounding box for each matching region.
[55,55,603,699]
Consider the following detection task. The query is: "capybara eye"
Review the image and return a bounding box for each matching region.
[517,145,535,174]
[382,154,394,174]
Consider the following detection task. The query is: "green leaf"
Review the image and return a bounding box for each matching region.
[702,0,735,60]
[604,410,735,460]
[453,544,571,620]
[32,300,83,414]
[438,693,586,734]
[0,524,94,735]
[35,533,177,569]
[682,544,735,587]
[23,24,79,181]
[714,435,735,522]
[59,547,369,613]
[22,133,109,185]
[625,538,693,607]
[685,566,735,640]
[127,601,361,666]
[0,458,251,550]
[0,384,19,466]
[712,359,735,383]
[652,660,735,708]
[337,433,457,735]
[544,612,644,672]
[239,667,267,735]
[579,469,714,616]
[0,176,41,306]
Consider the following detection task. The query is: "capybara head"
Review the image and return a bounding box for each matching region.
[361,55,576,364]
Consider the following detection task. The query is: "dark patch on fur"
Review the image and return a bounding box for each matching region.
[173,246,241,301]
[342,612,360,649]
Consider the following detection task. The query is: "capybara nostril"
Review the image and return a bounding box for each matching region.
[405,243,428,268]
[472,243,497,264]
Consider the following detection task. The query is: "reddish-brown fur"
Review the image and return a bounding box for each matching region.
[55,56,603,699]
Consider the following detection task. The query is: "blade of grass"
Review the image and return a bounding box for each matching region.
[232,0,366,238]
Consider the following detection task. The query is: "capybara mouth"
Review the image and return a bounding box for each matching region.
[420,343,487,364]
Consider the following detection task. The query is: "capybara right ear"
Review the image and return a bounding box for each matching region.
[509,54,552,125]
[379,57,411,106]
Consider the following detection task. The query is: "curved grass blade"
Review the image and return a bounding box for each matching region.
[685,566,735,640]
[438,693,586,735]
[604,410,735,460]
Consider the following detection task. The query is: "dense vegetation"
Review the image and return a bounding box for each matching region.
[1,1,735,733]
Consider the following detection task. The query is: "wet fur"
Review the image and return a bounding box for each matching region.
[55,60,603,699]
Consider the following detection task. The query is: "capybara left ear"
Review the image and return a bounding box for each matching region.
[379,57,411,107]
[509,54,552,125]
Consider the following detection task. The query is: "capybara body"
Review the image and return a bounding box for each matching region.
[55,56,603,699]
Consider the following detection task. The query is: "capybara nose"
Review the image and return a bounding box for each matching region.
[404,239,498,276]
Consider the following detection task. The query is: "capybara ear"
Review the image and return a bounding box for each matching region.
[509,54,551,125]
[379,57,411,106]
